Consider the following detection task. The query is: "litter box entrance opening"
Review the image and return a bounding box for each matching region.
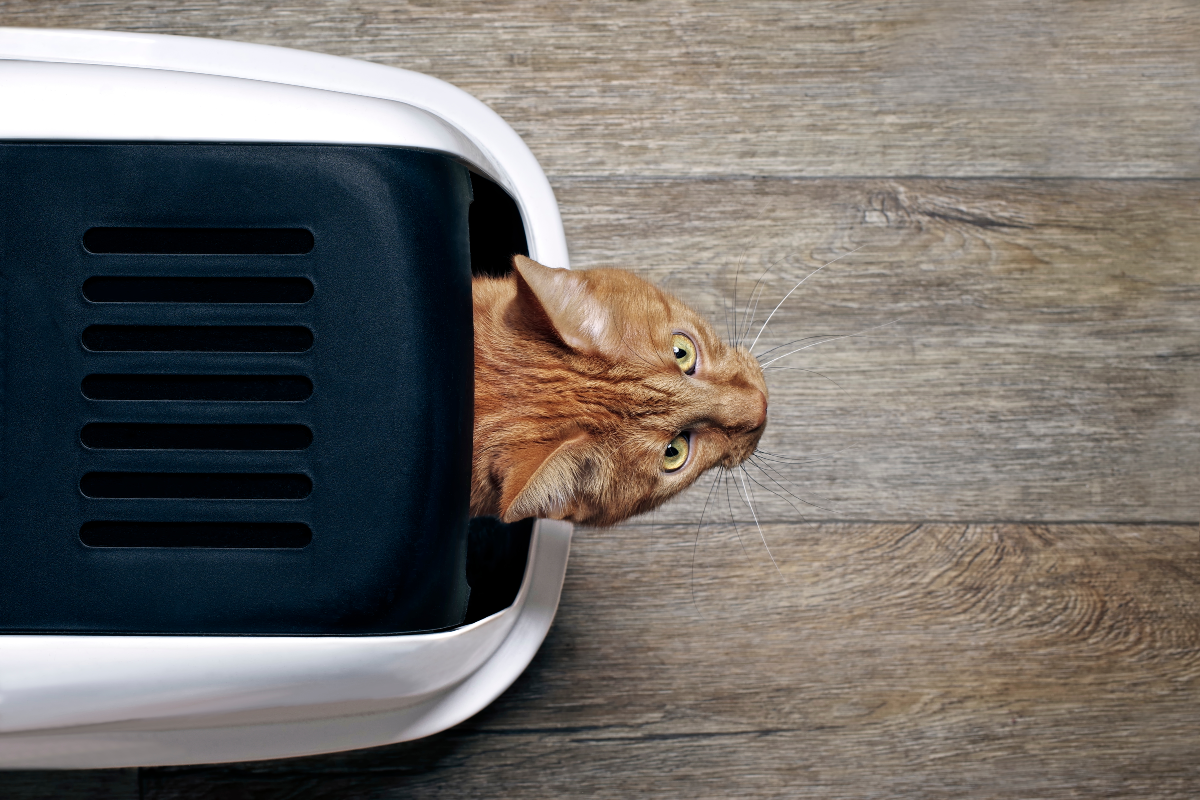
[468,172,529,279]
[463,172,533,624]
[463,516,534,624]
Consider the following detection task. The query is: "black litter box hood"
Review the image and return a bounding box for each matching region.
[0,142,476,634]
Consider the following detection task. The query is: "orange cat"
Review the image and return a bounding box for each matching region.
[472,256,768,526]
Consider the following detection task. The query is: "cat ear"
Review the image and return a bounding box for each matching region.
[511,255,615,355]
[499,428,592,523]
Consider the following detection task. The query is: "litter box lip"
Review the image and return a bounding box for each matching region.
[0,26,569,269]
[0,519,573,768]
[0,28,574,767]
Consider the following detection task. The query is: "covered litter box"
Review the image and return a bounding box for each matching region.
[0,27,571,767]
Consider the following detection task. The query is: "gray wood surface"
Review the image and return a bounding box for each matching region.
[560,177,1200,523]
[1,1,1198,178]
[136,524,1200,799]
[0,1,1197,798]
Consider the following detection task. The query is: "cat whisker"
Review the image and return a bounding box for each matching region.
[753,445,858,465]
[690,470,724,619]
[755,335,836,361]
[755,459,841,511]
[730,248,746,349]
[737,253,790,348]
[727,234,764,344]
[750,455,843,515]
[722,469,750,557]
[737,272,767,348]
[743,462,820,525]
[736,465,782,577]
[739,462,806,520]
[758,319,899,368]
[722,290,732,346]
[761,365,846,392]
[751,452,818,465]
[721,240,750,346]
[748,244,864,353]
[753,455,842,508]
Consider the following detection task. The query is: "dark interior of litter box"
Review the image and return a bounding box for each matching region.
[463,171,533,625]
[0,142,532,634]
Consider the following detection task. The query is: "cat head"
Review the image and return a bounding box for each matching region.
[473,256,768,526]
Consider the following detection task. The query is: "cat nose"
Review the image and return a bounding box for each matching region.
[754,392,768,429]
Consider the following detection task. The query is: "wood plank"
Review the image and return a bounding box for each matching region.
[139,522,1200,799]
[1,1,1197,178]
[553,177,1200,523]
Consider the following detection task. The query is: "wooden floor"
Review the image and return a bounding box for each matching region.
[2,2,1197,797]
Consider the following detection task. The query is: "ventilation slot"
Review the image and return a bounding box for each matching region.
[77,220,322,568]
[83,277,314,304]
[83,227,314,255]
[82,325,313,353]
[82,375,313,402]
[80,521,312,549]
[80,472,312,500]
[81,423,312,451]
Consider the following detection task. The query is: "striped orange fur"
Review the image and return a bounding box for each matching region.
[472,256,767,526]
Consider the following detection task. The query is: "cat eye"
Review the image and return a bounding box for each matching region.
[662,433,690,472]
[671,333,697,375]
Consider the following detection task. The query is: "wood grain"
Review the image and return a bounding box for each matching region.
[137,523,1200,799]
[1,1,1197,178]
[554,177,1200,523]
